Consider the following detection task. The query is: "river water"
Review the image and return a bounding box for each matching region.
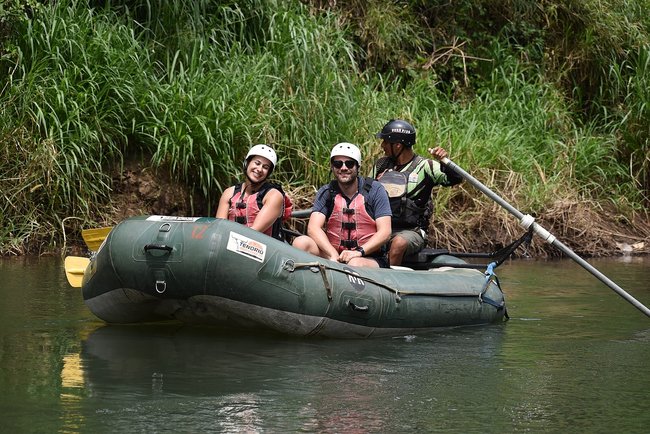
[0,255,648,433]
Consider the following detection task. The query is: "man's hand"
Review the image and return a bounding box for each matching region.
[338,249,362,264]
[428,147,448,161]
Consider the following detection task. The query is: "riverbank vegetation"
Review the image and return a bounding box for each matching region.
[1,0,648,256]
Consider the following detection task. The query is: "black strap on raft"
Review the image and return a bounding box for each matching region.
[486,226,534,269]
[411,226,534,270]
[469,229,533,321]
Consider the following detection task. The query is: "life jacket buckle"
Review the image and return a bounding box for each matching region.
[341,222,357,230]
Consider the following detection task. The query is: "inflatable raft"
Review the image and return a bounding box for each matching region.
[81,215,507,338]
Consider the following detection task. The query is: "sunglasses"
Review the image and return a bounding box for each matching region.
[332,160,356,169]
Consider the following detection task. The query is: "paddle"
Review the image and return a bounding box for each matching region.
[64,256,90,288]
[63,226,109,288]
[82,227,112,251]
[439,156,650,318]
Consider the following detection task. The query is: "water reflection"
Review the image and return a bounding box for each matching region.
[77,324,508,432]
[1,256,649,433]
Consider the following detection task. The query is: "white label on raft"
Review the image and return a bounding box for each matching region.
[146,215,202,222]
[227,231,267,263]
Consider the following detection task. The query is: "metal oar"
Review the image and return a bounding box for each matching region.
[440,156,650,318]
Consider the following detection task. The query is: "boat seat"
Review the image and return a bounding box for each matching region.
[390,265,413,271]
[401,248,451,270]
[403,248,449,263]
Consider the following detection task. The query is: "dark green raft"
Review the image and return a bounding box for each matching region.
[82,215,507,338]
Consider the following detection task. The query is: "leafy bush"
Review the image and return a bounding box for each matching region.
[0,0,647,254]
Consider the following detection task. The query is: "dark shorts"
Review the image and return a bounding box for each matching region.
[369,255,390,268]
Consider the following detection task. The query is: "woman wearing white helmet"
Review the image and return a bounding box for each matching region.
[292,143,392,268]
[216,144,288,240]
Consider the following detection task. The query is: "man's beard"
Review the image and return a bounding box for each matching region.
[337,172,356,187]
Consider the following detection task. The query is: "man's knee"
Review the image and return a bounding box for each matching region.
[348,257,379,268]
[390,235,409,253]
[293,235,321,256]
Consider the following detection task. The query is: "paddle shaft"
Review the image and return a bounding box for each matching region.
[441,157,650,318]
[291,208,313,219]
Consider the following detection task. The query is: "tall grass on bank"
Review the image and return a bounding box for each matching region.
[602,45,650,200]
[391,51,642,216]
[1,3,137,253]
[0,0,647,255]
[311,0,650,199]
[0,0,374,253]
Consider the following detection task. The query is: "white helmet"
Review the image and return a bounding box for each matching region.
[330,142,361,166]
[245,144,277,168]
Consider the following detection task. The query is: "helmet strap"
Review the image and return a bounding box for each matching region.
[388,143,405,164]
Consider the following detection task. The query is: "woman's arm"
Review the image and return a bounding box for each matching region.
[250,188,284,233]
[215,186,235,218]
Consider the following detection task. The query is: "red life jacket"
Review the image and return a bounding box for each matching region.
[325,178,377,252]
[228,182,292,241]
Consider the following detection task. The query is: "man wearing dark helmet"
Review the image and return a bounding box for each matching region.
[371,119,462,266]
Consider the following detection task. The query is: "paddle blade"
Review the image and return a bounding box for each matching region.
[82,227,112,251]
[64,256,90,288]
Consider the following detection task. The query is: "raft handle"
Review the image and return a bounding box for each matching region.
[155,280,167,293]
[144,243,173,253]
[347,301,369,313]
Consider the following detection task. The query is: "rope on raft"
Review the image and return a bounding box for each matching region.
[283,260,404,302]
[284,260,495,304]
[282,228,532,311]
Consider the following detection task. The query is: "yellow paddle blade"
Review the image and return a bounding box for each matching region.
[64,256,90,288]
[81,226,112,251]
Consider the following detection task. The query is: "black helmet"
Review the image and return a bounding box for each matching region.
[375,119,416,147]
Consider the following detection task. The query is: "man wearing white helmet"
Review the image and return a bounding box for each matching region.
[292,143,392,268]
[216,144,289,240]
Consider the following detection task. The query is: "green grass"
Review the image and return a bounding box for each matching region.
[0,0,648,255]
